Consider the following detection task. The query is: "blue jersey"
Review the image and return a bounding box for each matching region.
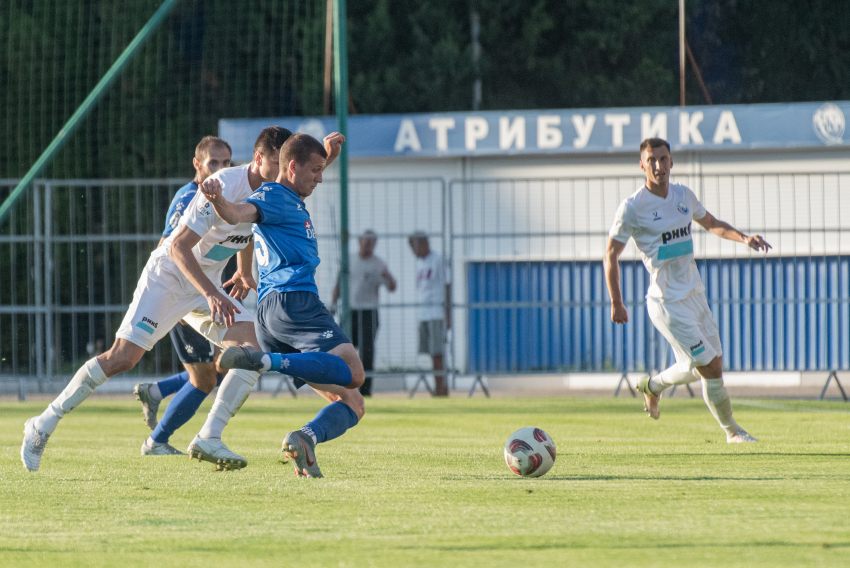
[246,182,320,302]
[163,181,199,237]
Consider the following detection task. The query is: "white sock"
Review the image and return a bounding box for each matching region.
[35,358,108,434]
[199,417,227,440]
[260,354,272,372]
[301,426,318,445]
[198,369,259,439]
[144,436,161,448]
[148,384,163,402]
[648,366,700,395]
[701,377,741,436]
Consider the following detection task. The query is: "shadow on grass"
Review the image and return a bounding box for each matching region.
[397,541,850,552]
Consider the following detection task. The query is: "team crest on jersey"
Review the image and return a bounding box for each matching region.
[304,220,316,239]
[677,202,689,215]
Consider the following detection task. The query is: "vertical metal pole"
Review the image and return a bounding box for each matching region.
[33,184,43,398]
[334,0,351,338]
[679,0,686,106]
[45,184,54,378]
[323,0,334,115]
[470,10,482,111]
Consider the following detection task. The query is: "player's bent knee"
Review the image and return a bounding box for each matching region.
[97,343,145,376]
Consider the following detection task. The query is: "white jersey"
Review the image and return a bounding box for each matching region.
[350,253,390,310]
[415,251,449,321]
[154,164,255,282]
[609,183,706,303]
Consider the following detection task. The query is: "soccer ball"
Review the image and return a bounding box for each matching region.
[504,427,556,478]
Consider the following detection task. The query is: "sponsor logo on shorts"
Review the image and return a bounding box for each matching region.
[136,317,158,334]
[185,344,194,354]
[690,340,706,356]
[322,330,334,339]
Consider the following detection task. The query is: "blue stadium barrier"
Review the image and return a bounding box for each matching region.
[466,257,850,375]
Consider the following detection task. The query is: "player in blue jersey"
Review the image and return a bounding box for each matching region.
[199,133,365,478]
[21,126,346,473]
[133,136,233,454]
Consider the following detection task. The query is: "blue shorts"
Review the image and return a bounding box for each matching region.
[169,321,216,364]
[255,290,351,388]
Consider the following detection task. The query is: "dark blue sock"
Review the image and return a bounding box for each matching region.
[216,372,224,386]
[151,382,209,444]
[157,371,189,398]
[304,401,359,444]
[269,351,352,387]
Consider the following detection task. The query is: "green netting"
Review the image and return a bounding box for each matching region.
[0,0,326,179]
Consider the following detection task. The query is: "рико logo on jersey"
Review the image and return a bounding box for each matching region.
[304,220,316,239]
[661,222,691,244]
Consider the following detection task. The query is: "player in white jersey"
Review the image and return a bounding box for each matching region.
[604,138,771,443]
[21,126,343,472]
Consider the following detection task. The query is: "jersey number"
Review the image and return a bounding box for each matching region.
[255,234,270,266]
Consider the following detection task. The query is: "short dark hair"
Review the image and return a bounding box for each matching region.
[195,136,231,161]
[639,137,670,153]
[253,126,293,158]
[280,133,328,167]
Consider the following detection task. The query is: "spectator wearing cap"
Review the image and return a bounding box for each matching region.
[408,231,451,397]
[332,229,397,396]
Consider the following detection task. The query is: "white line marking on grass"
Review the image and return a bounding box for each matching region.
[736,400,850,414]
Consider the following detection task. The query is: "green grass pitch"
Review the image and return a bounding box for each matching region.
[2,395,849,567]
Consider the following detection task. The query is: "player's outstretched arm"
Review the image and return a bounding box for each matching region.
[199,178,259,224]
[322,132,345,169]
[695,212,772,252]
[604,238,629,324]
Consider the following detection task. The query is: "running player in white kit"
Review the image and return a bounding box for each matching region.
[21,126,343,472]
[604,138,771,443]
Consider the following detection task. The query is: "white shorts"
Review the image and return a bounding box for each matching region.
[115,254,253,351]
[646,292,722,372]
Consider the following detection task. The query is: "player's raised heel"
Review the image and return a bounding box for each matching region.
[218,345,266,372]
[281,430,323,478]
[21,417,51,472]
[635,376,660,420]
[727,430,758,443]
[134,383,161,430]
[187,435,247,470]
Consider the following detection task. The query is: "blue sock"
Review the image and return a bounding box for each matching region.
[304,401,359,444]
[151,382,209,444]
[268,352,352,387]
[157,371,189,398]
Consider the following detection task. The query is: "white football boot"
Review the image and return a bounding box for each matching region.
[635,376,660,420]
[134,383,160,430]
[187,435,247,470]
[727,430,759,443]
[141,439,186,456]
[21,417,51,472]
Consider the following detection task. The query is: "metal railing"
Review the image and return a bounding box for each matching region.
[3,173,850,399]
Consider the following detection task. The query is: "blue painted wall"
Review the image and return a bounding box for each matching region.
[466,257,850,373]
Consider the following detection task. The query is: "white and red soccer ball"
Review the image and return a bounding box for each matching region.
[504,427,556,478]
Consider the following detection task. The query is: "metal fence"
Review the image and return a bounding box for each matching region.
[449,172,850,379]
[3,172,850,397]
